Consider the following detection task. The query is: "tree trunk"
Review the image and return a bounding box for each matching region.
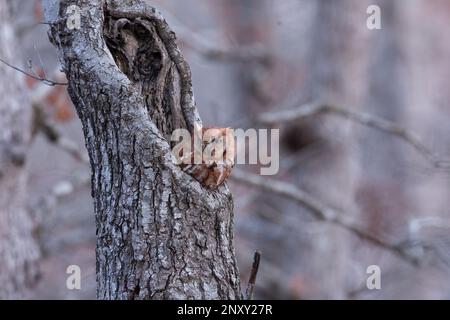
[0,0,40,299]
[294,0,370,298]
[44,0,241,299]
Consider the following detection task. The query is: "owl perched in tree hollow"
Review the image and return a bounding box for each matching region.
[178,125,235,189]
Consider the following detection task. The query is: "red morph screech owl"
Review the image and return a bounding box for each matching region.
[178,125,235,189]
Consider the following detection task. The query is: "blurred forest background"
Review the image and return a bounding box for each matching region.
[1,0,450,299]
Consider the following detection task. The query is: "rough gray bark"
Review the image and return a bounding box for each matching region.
[0,0,40,299]
[45,0,241,299]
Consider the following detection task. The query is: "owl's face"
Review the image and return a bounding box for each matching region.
[201,127,235,166]
[181,125,235,189]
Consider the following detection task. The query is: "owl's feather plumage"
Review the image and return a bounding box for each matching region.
[180,126,235,189]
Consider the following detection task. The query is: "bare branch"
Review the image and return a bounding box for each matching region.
[162,10,271,64]
[0,57,68,86]
[231,169,422,266]
[246,251,261,300]
[25,69,88,163]
[258,101,450,169]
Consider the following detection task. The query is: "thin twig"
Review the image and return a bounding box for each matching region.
[28,72,88,164]
[246,251,261,300]
[231,169,422,266]
[162,10,271,64]
[0,57,68,86]
[258,101,450,169]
